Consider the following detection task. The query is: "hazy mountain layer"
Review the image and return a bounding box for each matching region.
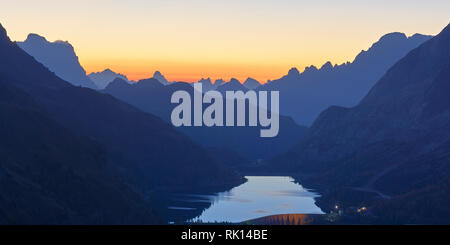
[88,68,130,89]
[103,78,307,161]
[17,34,97,89]
[260,32,432,126]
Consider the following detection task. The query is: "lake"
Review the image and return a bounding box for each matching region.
[167,176,324,223]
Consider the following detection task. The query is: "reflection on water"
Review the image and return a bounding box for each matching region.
[168,176,324,223]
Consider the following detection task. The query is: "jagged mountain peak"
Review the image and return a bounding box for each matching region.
[102,68,115,74]
[199,77,212,84]
[243,77,261,90]
[214,79,225,85]
[24,33,74,51]
[287,67,300,76]
[104,77,130,90]
[378,32,407,42]
[258,30,432,126]
[320,61,333,71]
[303,65,318,73]
[353,31,432,64]
[25,33,48,42]
[0,24,11,44]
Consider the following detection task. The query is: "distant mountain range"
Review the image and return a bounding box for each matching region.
[0,23,242,224]
[103,78,307,161]
[17,31,430,125]
[17,34,97,89]
[269,23,450,224]
[192,77,260,92]
[152,71,170,85]
[88,68,131,89]
[98,32,432,162]
[259,32,433,126]
[215,78,249,93]
[88,69,171,89]
[243,77,261,90]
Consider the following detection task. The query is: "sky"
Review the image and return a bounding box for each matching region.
[1,0,449,82]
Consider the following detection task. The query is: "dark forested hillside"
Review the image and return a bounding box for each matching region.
[0,80,159,224]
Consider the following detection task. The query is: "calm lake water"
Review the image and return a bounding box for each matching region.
[168,176,324,223]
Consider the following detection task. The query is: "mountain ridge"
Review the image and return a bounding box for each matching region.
[269,23,450,224]
[17,33,97,89]
[0,23,243,212]
[88,68,130,89]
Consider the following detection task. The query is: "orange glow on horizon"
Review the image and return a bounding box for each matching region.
[82,60,295,83]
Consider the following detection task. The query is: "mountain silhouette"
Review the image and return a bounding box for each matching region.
[0,23,243,224]
[103,78,307,161]
[216,78,248,93]
[196,78,215,91]
[260,32,432,126]
[0,73,159,224]
[17,34,97,89]
[191,78,227,92]
[88,68,131,89]
[243,77,261,90]
[152,71,170,85]
[271,23,450,224]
